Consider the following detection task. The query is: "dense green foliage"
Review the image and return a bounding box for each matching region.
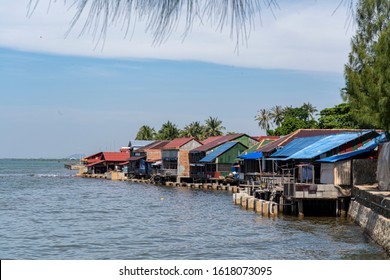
[318,103,364,129]
[342,0,390,134]
[256,103,318,136]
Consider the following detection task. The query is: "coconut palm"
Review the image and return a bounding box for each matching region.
[135,125,156,140]
[204,116,226,137]
[181,121,205,140]
[270,105,285,127]
[255,108,271,131]
[156,121,180,140]
[302,102,318,121]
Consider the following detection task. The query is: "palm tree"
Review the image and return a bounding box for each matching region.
[135,125,156,140]
[270,105,285,127]
[302,102,317,121]
[156,121,180,140]
[204,116,226,137]
[181,121,205,140]
[255,108,271,131]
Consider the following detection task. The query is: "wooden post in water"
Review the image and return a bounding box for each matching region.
[279,196,284,212]
[340,199,347,218]
[298,199,304,217]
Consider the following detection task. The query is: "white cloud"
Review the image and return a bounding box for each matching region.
[0,0,354,73]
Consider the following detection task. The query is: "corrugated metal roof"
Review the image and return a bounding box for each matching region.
[86,160,105,167]
[102,152,130,162]
[191,134,246,152]
[200,142,238,163]
[252,136,280,141]
[201,136,225,145]
[240,138,276,156]
[163,137,197,150]
[270,136,326,158]
[128,156,146,162]
[135,140,169,152]
[285,131,375,160]
[316,148,373,163]
[239,151,263,160]
[257,129,371,154]
[317,133,386,163]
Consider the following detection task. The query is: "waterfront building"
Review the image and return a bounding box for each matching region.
[160,137,203,182]
[199,141,248,180]
[189,133,259,181]
[127,140,169,178]
[83,149,130,174]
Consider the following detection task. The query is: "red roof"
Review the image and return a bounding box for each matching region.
[102,152,130,162]
[163,137,199,150]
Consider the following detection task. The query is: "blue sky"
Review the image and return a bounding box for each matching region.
[0,1,354,158]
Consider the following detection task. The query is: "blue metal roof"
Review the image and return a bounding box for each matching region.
[317,133,386,163]
[270,136,326,158]
[316,148,373,163]
[200,142,238,163]
[239,151,263,160]
[285,130,375,160]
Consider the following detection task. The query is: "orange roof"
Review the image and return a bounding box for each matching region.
[163,137,198,150]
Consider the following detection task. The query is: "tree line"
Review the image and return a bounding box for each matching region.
[135,116,227,140]
[254,102,371,136]
[135,101,374,141]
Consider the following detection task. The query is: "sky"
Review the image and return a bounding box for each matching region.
[0,0,356,158]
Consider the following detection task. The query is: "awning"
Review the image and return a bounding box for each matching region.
[128,156,146,162]
[86,160,105,167]
[316,148,373,163]
[238,151,263,160]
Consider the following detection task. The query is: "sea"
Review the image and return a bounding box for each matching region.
[0,159,388,260]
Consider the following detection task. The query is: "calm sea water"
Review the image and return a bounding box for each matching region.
[0,159,388,260]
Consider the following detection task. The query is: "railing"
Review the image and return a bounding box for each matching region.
[352,187,390,219]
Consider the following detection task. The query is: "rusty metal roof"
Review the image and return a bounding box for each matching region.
[135,140,169,152]
[201,136,225,145]
[191,134,248,153]
[163,137,200,150]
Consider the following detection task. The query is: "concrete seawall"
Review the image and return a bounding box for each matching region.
[348,186,390,255]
